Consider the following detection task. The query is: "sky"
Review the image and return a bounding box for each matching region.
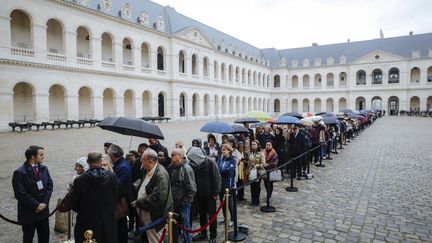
[152,0,432,50]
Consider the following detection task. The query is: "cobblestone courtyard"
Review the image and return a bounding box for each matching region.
[0,117,431,242]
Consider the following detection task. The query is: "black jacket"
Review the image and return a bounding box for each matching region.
[288,132,307,158]
[167,161,197,211]
[12,162,53,225]
[187,147,221,197]
[69,167,119,243]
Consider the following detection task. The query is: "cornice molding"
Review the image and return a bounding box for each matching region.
[49,0,169,38]
[0,58,271,93]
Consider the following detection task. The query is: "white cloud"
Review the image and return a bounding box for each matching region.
[153,0,432,49]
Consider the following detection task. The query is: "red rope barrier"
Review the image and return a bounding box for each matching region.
[175,199,225,233]
[158,225,167,243]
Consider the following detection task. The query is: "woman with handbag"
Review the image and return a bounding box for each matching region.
[248,140,267,206]
[263,140,279,199]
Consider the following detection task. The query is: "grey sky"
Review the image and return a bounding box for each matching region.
[152,0,432,49]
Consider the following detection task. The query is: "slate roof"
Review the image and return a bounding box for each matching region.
[66,0,432,68]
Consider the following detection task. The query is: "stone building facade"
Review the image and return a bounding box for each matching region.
[0,0,431,129]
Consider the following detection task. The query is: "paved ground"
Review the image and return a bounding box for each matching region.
[0,116,431,242]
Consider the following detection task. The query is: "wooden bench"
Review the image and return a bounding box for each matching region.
[8,122,27,132]
[26,122,42,131]
[140,117,171,123]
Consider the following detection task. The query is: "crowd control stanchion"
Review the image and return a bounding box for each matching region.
[316,144,325,168]
[224,189,229,243]
[228,188,246,242]
[84,230,96,243]
[286,159,299,192]
[260,171,276,212]
[168,212,173,243]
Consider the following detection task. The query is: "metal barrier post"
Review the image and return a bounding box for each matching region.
[168,212,173,243]
[228,189,246,242]
[286,159,299,192]
[224,189,229,243]
[84,230,96,243]
[260,171,276,212]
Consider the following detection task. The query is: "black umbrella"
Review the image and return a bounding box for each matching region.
[281,112,303,119]
[98,116,164,139]
[222,124,250,134]
[322,112,336,117]
[234,117,260,124]
[340,108,354,114]
[323,116,339,125]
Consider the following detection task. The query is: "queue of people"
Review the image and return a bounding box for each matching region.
[11,111,378,243]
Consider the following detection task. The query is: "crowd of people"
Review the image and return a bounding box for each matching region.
[11,111,379,243]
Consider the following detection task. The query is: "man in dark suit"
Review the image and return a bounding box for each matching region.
[288,124,308,179]
[107,144,133,243]
[12,146,53,243]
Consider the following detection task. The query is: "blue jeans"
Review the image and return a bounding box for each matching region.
[175,203,192,243]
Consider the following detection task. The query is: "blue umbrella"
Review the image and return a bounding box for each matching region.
[275,116,299,124]
[200,120,234,134]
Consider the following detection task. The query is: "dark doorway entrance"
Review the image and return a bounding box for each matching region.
[158,93,164,117]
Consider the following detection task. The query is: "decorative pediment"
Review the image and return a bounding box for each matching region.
[99,0,112,13]
[353,50,405,64]
[173,27,213,48]
[278,58,287,67]
[138,10,150,27]
[119,3,132,20]
[155,16,165,32]
[74,0,90,7]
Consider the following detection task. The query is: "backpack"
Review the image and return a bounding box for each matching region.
[188,157,211,192]
[302,130,312,149]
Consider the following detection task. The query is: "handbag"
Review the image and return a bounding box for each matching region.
[57,191,72,213]
[269,169,283,182]
[248,167,257,181]
[116,197,129,219]
[54,199,68,233]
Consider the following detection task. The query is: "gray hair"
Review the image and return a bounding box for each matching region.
[172,148,185,158]
[143,148,158,162]
[87,151,102,165]
[107,144,124,158]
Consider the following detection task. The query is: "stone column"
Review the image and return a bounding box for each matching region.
[0,15,11,57]
[209,97,215,117]
[93,95,104,119]
[133,47,141,70]
[116,96,124,117]
[334,100,339,113]
[186,98,193,119]
[91,37,102,68]
[198,98,204,117]
[287,98,292,112]
[33,23,47,60]
[135,96,143,118]
[171,97,179,119]
[64,30,76,64]
[0,90,13,129]
[151,97,159,117]
[67,95,79,120]
[35,93,49,122]
[114,41,123,67]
